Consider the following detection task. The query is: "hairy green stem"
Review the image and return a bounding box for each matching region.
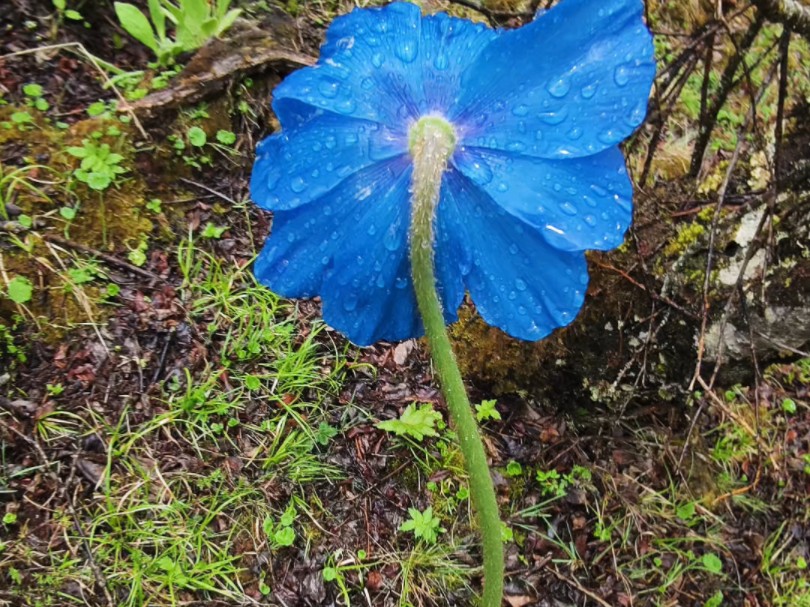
[408,116,504,607]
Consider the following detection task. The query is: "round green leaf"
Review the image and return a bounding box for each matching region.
[23,83,43,97]
[216,129,236,145]
[188,126,207,147]
[7,276,33,304]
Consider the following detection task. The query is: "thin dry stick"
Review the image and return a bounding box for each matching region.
[690,15,765,177]
[689,58,780,391]
[179,177,239,205]
[43,234,164,283]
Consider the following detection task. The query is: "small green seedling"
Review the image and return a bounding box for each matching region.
[475,399,501,422]
[66,140,127,190]
[201,223,227,239]
[263,503,297,549]
[22,83,49,112]
[377,402,442,441]
[399,507,444,544]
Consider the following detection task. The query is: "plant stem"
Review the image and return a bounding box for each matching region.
[408,116,504,607]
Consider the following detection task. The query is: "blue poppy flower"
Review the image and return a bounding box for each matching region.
[251,0,655,346]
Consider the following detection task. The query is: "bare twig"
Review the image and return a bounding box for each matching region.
[179,177,239,205]
[690,15,765,177]
[592,260,698,319]
[42,233,164,283]
[690,58,780,391]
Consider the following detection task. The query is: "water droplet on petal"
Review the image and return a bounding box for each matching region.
[512,104,529,117]
[367,224,377,236]
[559,202,578,216]
[434,54,449,70]
[568,126,583,140]
[584,214,597,226]
[361,77,374,90]
[613,64,631,87]
[515,279,527,291]
[335,98,356,114]
[395,276,408,289]
[497,182,509,193]
[590,184,608,198]
[598,129,618,145]
[625,100,646,127]
[371,53,384,68]
[264,166,281,190]
[581,84,597,99]
[508,244,518,255]
[538,109,567,125]
[343,293,358,311]
[456,154,493,185]
[318,78,340,98]
[383,229,399,252]
[395,39,417,63]
[290,176,307,193]
[547,76,571,98]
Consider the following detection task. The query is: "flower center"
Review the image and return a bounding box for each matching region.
[408,116,457,163]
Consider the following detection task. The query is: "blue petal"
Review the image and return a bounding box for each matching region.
[442,170,589,341]
[418,12,499,115]
[432,178,471,328]
[272,3,497,131]
[321,170,466,346]
[454,0,655,159]
[253,158,410,300]
[251,113,406,211]
[452,146,632,251]
[319,164,420,346]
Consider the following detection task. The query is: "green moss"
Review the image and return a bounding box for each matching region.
[0,113,160,336]
[663,222,706,258]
